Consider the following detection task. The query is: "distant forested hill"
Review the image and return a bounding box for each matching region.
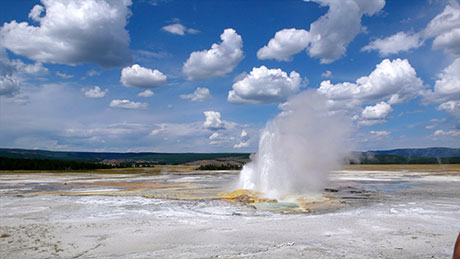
[0,157,113,170]
[0,148,250,165]
[0,147,459,169]
[365,147,460,158]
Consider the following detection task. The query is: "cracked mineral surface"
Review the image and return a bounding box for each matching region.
[0,167,459,258]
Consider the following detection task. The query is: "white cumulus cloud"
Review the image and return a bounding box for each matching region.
[317,58,424,111]
[183,28,244,80]
[437,100,460,116]
[11,60,48,76]
[241,130,248,138]
[209,132,219,140]
[0,0,132,68]
[361,102,393,120]
[362,32,424,56]
[162,23,199,35]
[434,129,460,137]
[228,66,302,104]
[258,0,385,63]
[203,111,225,130]
[425,4,460,56]
[121,64,167,88]
[234,141,249,149]
[145,116,252,151]
[180,87,211,102]
[87,70,100,77]
[56,71,73,79]
[358,101,393,125]
[415,4,460,117]
[0,48,48,96]
[0,76,19,97]
[361,4,460,58]
[421,58,460,116]
[257,28,309,61]
[109,99,148,110]
[82,86,108,98]
[423,58,460,102]
[370,130,391,136]
[306,0,385,63]
[138,89,155,97]
[234,129,250,149]
[433,58,460,98]
[321,70,332,78]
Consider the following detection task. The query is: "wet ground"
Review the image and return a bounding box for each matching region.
[0,168,459,258]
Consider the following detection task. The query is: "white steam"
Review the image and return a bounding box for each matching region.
[237,91,351,200]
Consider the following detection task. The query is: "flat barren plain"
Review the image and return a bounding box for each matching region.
[1,165,459,258]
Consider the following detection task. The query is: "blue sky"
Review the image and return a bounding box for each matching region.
[0,0,459,152]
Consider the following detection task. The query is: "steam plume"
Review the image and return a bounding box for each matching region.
[238,91,351,200]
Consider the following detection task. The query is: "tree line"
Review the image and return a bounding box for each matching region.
[0,157,113,170]
[196,163,243,170]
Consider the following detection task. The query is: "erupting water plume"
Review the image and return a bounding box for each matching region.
[237,91,351,200]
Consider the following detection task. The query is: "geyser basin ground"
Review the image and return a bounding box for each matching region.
[0,166,459,258]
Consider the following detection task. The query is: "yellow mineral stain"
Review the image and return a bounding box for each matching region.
[296,195,344,212]
[218,189,277,204]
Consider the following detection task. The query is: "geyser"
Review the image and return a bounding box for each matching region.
[238,91,351,200]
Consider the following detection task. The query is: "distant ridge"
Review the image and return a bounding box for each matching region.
[0,148,250,165]
[1,147,460,159]
[365,147,460,158]
[0,147,459,165]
